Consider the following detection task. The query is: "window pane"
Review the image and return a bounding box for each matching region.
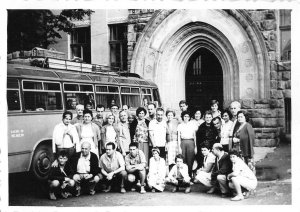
[108,86,119,93]
[65,93,95,110]
[7,78,19,89]
[23,81,43,90]
[153,89,161,107]
[132,88,139,94]
[121,95,140,108]
[96,86,108,92]
[44,82,60,91]
[121,87,130,93]
[142,94,152,103]
[80,84,93,92]
[142,89,147,94]
[147,89,151,94]
[96,94,120,109]
[64,84,79,91]
[7,90,21,111]
[24,92,62,111]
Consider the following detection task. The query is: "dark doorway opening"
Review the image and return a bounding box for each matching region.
[185,48,223,114]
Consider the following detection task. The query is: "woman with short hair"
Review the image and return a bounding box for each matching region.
[101,113,120,155]
[76,109,101,157]
[220,109,233,152]
[130,107,150,162]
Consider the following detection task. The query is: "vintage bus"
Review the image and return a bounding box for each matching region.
[7,49,161,180]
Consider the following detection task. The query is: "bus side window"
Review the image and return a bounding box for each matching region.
[23,81,63,111]
[64,83,95,110]
[121,87,141,108]
[153,88,161,107]
[142,88,152,106]
[95,85,120,109]
[7,78,21,111]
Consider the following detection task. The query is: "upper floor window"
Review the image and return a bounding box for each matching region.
[71,27,91,63]
[109,24,128,71]
[279,10,291,61]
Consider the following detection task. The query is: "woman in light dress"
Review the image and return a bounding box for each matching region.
[194,144,215,188]
[190,109,205,129]
[147,148,166,192]
[76,109,101,157]
[220,109,233,152]
[101,114,119,154]
[165,109,179,170]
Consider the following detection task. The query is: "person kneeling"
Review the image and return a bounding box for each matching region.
[71,142,101,196]
[166,154,191,193]
[125,142,147,193]
[48,150,75,200]
[227,150,257,201]
[99,142,127,193]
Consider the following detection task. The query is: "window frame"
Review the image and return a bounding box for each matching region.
[7,78,22,112]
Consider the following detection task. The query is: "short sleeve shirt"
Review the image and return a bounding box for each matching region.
[232,158,256,180]
[149,120,167,147]
[99,151,125,173]
[177,121,195,139]
[125,150,146,166]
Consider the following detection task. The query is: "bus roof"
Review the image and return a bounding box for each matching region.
[7,61,157,87]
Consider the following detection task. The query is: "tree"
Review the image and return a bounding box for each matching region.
[7,9,94,53]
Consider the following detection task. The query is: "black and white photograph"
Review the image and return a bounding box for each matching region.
[2,0,299,211]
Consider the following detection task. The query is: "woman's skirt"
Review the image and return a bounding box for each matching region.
[166,140,178,165]
[195,170,212,187]
[138,142,149,165]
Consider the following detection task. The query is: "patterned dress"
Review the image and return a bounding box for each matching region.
[166,119,179,166]
[134,119,149,163]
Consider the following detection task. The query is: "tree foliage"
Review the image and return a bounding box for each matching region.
[7,9,94,53]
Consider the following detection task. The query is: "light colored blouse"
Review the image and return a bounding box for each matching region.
[220,120,233,145]
[177,121,196,139]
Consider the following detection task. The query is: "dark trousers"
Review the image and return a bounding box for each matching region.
[180,139,195,177]
[103,170,127,188]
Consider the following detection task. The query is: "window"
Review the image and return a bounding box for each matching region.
[64,83,95,110]
[121,87,140,108]
[153,88,161,107]
[280,10,291,61]
[7,78,21,111]
[142,88,152,104]
[109,24,128,71]
[95,85,120,109]
[71,27,91,63]
[22,80,62,111]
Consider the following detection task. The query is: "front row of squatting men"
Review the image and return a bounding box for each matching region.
[50,100,257,201]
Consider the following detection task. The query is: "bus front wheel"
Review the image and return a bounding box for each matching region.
[31,144,54,181]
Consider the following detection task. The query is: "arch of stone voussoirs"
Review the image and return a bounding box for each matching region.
[130,9,270,106]
[156,22,239,101]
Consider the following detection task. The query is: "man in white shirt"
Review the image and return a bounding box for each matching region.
[146,102,156,121]
[229,101,241,150]
[118,110,131,156]
[149,107,167,159]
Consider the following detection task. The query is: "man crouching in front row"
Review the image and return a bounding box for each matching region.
[71,141,101,196]
[99,142,127,193]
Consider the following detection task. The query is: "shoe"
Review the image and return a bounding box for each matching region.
[136,180,141,187]
[151,188,156,193]
[206,187,216,194]
[66,192,72,197]
[75,186,81,197]
[89,190,96,195]
[103,185,111,193]
[184,187,191,193]
[61,192,68,199]
[172,187,178,193]
[49,192,56,200]
[231,195,244,201]
[243,191,250,199]
[131,187,136,192]
[120,187,126,194]
[221,193,230,198]
[140,186,146,194]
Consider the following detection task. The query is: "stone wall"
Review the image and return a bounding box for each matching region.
[127,9,156,71]
[128,9,291,147]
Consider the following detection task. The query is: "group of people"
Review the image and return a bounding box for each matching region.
[50,99,257,202]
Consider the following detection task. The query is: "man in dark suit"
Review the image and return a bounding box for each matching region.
[71,141,101,196]
[207,143,232,197]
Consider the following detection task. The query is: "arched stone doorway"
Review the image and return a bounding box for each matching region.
[131,10,270,110]
[186,48,223,113]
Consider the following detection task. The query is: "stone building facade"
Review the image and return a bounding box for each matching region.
[51,9,291,147]
[126,9,291,147]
